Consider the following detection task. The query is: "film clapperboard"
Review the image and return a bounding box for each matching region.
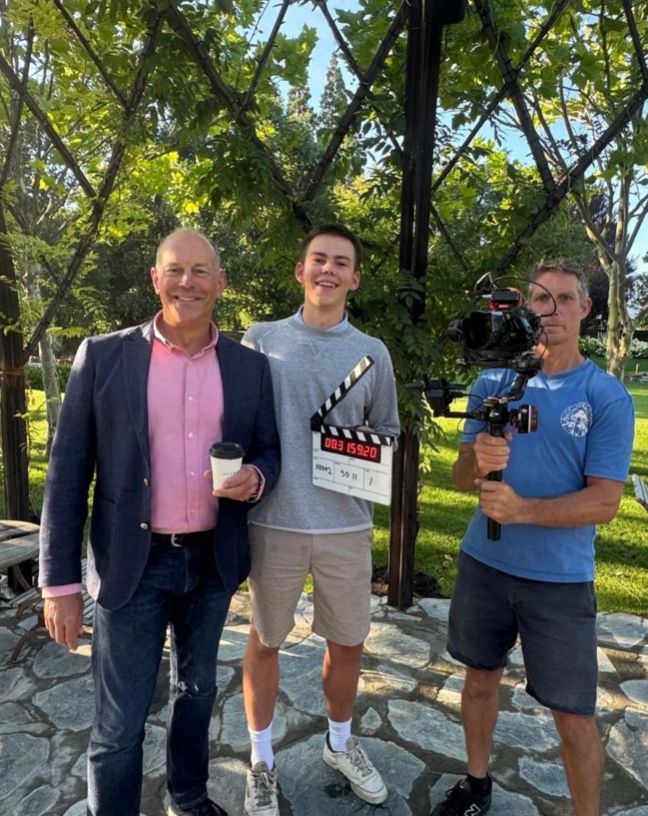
[310,356,395,505]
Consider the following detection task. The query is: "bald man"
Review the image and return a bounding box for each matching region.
[40,228,280,816]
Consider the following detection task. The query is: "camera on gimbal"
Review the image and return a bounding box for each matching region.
[415,277,548,542]
[447,286,543,375]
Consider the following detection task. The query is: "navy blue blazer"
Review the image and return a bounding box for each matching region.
[39,320,280,609]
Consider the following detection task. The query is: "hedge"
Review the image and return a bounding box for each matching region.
[580,336,648,359]
[26,362,72,392]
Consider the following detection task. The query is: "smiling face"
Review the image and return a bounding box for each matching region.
[295,233,360,325]
[528,270,591,351]
[150,232,226,333]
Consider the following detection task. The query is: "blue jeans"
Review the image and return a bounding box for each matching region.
[87,542,233,816]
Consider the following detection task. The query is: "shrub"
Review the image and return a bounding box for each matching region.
[580,336,606,357]
[580,336,648,359]
[26,361,72,391]
[631,339,648,359]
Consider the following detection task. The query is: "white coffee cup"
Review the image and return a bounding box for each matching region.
[210,441,244,490]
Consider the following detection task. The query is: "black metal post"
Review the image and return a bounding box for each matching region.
[389,0,465,608]
[0,200,33,588]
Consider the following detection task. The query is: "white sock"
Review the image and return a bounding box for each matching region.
[249,722,274,770]
[327,717,352,752]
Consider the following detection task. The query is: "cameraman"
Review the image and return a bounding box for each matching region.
[431,259,634,816]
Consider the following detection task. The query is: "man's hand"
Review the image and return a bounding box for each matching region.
[472,431,512,477]
[209,464,261,501]
[44,593,84,650]
[476,479,525,525]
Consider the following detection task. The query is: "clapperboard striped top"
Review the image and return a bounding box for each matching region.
[310,355,395,446]
[317,423,394,447]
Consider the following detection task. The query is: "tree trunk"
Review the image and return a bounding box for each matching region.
[40,330,61,456]
[604,257,633,382]
[606,325,632,381]
[25,265,61,454]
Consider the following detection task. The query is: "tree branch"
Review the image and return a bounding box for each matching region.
[622,0,648,85]
[598,1,614,95]
[51,0,128,107]
[0,52,96,199]
[431,205,471,273]
[529,91,567,172]
[238,0,290,117]
[302,1,406,204]
[627,192,648,252]
[24,9,165,360]
[635,299,648,326]
[473,0,556,194]
[164,3,310,229]
[38,253,61,287]
[496,82,648,272]
[558,80,583,160]
[314,0,405,152]
[613,185,630,326]
[0,18,33,189]
[433,0,570,193]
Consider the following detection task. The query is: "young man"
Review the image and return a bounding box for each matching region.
[241,224,400,815]
[431,259,634,816]
[40,229,280,816]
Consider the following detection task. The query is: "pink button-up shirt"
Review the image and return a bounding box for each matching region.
[148,316,223,533]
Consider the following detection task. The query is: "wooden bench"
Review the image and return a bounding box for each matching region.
[0,520,40,593]
[10,559,95,663]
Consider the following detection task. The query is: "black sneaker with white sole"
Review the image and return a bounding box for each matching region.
[166,797,228,816]
[430,777,492,815]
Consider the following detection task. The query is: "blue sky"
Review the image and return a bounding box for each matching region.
[245,1,355,106]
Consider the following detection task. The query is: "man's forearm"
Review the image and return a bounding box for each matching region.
[482,477,625,528]
[516,487,620,527]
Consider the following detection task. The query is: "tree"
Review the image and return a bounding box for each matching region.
[1,0,165,515]
[503,0,648,378]
[319,54,346,135]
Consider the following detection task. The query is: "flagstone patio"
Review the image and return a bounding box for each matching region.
[1,591,647,816]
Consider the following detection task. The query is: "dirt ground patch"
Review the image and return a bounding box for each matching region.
[371,565,443,599]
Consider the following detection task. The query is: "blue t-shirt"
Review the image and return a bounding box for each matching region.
[460,359,634,582]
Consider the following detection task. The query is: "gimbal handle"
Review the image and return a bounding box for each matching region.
[484,401,507,542]
[486,463,503,541]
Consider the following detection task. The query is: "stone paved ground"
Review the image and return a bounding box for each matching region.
[1,591,647,816]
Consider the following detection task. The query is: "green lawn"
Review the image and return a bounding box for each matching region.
[9,381,648,615]
[24,391,50,515]
[592,355,648,375]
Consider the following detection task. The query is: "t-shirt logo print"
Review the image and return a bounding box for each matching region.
[561,401,592,437]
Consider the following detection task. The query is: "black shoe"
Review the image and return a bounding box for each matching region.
[430,777,491,815]
[166,798,229,816]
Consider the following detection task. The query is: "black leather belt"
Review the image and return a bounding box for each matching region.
[151,530,214,548]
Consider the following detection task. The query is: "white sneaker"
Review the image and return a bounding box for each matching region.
[244,761,279,816]
[322,734,388,804]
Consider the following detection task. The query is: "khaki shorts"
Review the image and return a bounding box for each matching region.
[248,525,373,648]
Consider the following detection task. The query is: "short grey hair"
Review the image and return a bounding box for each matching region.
[155,228,221,270]
[529,257,589,302]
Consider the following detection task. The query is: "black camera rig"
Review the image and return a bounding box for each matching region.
[417,278,547,541]
[447,282,544,373]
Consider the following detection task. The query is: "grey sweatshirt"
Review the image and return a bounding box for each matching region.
[243,313,400,533]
